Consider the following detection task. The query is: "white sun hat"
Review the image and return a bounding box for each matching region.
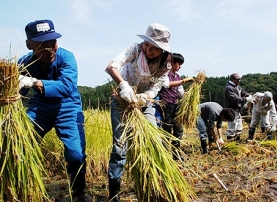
[137,23,171,53]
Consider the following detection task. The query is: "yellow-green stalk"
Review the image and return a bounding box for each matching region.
[115,89,196,202]
[0,58,47,201]
[222,142,250,155]
[84,109,112,176]
[175,71,206,131]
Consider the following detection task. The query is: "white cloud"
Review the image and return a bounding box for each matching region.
[0,26,26,58]
[160,0,200,21]
[69,0,91,22]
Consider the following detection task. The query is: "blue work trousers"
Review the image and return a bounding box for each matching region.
[27,100,87,194]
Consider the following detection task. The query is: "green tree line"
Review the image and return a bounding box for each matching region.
[79,72,277,110]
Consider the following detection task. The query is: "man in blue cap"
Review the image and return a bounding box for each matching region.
[19,19,90,202]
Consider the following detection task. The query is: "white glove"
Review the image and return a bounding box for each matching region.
[136,93,148,105]
[218,138,224,145]
[216,138,224,149]
[19,75,38,89]
[246,95,256,103]
[119,81,137,103]
[270,126,276,132]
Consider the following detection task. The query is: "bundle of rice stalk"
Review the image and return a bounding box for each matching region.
[222,142,250,156]
[259,140,277,149]
[175,70,206,131]
[0,58,47,201]
[115,92,196,202]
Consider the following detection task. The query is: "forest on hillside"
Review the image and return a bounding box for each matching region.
[78,72,277,110]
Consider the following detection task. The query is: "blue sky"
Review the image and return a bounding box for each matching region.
[1,0,277,87]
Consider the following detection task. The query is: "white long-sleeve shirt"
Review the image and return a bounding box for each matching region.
[253,92,277,126]
[108,42,170,98]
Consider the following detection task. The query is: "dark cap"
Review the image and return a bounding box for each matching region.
[230,73,241,80]
[25,19,62,42]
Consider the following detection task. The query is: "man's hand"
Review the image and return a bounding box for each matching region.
[119,81,138,103]
[136,93,148,105]
[19,75,38,89]
[183,77,194,83]
[246,95,256,103]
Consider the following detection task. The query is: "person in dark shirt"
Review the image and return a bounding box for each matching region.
[158,53,193,159]
[273,92,277,109]
[197,102,235,154]
[224,73,254,141]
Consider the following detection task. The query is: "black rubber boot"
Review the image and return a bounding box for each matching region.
[68,160,86,195]
[267,132,273,140]
[247,127,255,141]
[109,178,121,202]
[234,134,241,141]
[261,126,266,133]
[200,139,208,154]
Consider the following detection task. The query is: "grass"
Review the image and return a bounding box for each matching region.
[27,110,277,201]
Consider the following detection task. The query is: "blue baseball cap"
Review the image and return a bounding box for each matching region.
[25,19,62,42]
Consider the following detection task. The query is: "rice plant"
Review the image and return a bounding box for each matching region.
[124,107,196,201]
[175,70,206,131]
[222,142,250,155]
[0,58,47,201]
[84,109,112,176]
[114,88,196,202]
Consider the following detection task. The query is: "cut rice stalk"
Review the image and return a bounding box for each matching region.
[259,140,277,149]
[222,142,250,156]
[116,100,196,202]
[0,58,47,202]
[175,70,206,131]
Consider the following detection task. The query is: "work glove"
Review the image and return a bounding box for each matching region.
[246,95,256,103]
[218,138,224,145]
[270,126,276,132]
[215,137,225,151]
[19,75,38,89]
[136,93,148,105]
[183,77,194,83]
[119,81,137,103]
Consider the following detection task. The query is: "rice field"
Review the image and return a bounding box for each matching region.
[38,110,277,201]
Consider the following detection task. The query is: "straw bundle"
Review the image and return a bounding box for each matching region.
[0,58,47,201]
[175,71,206,131]
[222,142,250,155]
[116,91,196,202]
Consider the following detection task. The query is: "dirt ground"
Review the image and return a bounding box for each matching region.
[45,124,277,202]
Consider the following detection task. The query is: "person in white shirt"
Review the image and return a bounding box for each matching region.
[105,23,172,202]
[247,91,277,141]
